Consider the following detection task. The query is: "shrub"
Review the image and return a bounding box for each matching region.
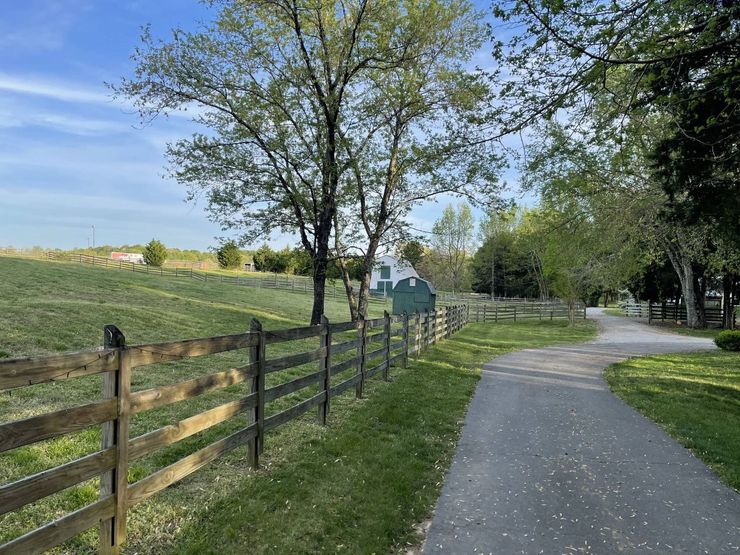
[216,241,242,269]
[715,330,740,351]
[143,239,167,267]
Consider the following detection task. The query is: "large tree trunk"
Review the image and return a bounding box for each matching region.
[356,240,381,319]
[722,273,737,329]
[310,219,334,325]
[337,259,359,322]
[311,255,328,326]
[660,229,706,329]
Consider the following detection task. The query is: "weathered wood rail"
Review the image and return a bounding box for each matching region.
[620,301,736,328]
[0,305,467,553]
[470,301,585,322]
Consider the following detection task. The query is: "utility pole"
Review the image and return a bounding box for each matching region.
[92,225,96,248]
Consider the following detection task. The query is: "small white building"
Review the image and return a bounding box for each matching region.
[110,252,145,264]
[370,255,419,296]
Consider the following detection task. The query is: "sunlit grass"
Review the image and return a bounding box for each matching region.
[0,257,597,552]
[605,351,740,491]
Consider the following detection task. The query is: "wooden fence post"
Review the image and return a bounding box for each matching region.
[383,310,391,381]
[100,325,130,554]
[248,318,265,468]
[414,312,421,359]
[483,304,487,323]
[402,312,409,368]
[648,301,653,325]
[318,315,331,424]
[356,316,366,398]
[424,310,430,350]
[513,306,517,323]
[433,310,438,344]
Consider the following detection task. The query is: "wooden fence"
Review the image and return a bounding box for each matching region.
[437,291,566,304]
[620,301,736,328]
[0,305,467,553]
[470,301,585,322]
[0,251,388,306]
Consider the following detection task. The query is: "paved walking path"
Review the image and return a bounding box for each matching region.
[424,309,740,554]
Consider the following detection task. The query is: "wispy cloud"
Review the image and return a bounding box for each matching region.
[0,72,204,124]
[0,73,111,104]
[0,0,92,52]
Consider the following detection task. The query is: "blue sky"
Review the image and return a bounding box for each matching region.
[0,0,529,251]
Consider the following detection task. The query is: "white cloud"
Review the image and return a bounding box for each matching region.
[0,72,113,104]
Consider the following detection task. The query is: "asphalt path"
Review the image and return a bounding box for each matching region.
[424,308,740,554]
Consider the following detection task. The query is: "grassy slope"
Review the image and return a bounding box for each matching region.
[173,319,597,555]
[605,351,740,491]
[0,257,597,553]
[0,257,377,358]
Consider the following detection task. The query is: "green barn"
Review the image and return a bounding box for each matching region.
[392,276,436,315]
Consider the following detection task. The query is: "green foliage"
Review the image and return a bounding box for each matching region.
[471,234,538,298]
[115,0,498,325]
[715,331,740,352]
[396,241,425,269]
[253,244,312,275]
[430,203,476,292]
[142,239,167,267]
[215,241,242,269]
[492,0,740,326]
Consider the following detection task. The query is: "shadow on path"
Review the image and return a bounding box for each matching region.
[424,309,739,554]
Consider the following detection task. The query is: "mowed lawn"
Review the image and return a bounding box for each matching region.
[0,257,597,553]
[606,351,740,491]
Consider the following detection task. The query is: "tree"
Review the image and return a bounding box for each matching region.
[216,240,242,270]
[471,230,540,298]
[397,241,426,270]
[143,239,167,267]
[431,204,475,293]
[489,0,740,326]
[115,0,440,324]
[252,244,273,273]
[490,0,739,142]
[327,0,500,319]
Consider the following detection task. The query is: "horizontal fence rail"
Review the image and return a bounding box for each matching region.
[469,301,586,322]
[0,305,468,553]
[620,301,737,328]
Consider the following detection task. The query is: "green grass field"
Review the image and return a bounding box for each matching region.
[0,256,597,553]
[605,351,740,491]
[603,307,625,317]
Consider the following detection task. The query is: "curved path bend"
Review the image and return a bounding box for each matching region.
[424,308,740,554]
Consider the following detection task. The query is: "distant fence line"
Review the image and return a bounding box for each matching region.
[437,291,563,305]
[0,250,387,305]
[0,305,468,553]
[2,251,574,311]
[471,301,586,323]
[620,301,737,328]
